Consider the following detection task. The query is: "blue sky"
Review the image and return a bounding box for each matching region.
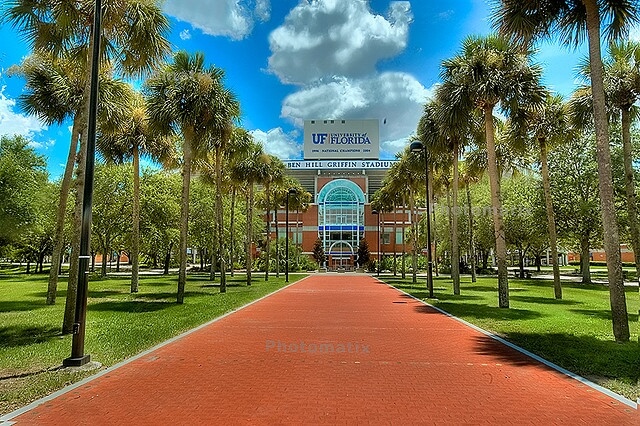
[0,0,604,179]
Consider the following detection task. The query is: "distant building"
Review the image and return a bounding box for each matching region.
[274,119,413,270]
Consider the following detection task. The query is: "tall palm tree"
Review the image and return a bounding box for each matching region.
[3,0,170,314]
[510,93,572,299]
[441,34,544,308]
[145,51,237,304]
[231,144,267,285]
[256,155,285,280]
[98,86,176,293]
[491,0,636,343]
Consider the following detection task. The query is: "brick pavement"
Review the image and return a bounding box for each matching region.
[2,274,637,425]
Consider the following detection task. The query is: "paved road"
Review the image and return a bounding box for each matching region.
[3,274,637,424]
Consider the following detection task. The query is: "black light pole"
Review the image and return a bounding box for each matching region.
[64,0,102,367]
[285,188,297,282]
[410,141,434,298]
[372,210,380,276]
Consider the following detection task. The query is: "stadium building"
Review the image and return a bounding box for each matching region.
[272,119,413,271]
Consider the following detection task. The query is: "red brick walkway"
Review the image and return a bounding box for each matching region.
[4,274,637,425]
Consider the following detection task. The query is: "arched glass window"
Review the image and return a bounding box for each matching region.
[317,179,365,259]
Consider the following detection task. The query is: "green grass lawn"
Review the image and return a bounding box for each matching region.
[384,275,639,401]
[0,272,303,415]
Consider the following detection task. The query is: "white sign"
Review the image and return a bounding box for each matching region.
[284,160,396,170]
[303,119,380,160]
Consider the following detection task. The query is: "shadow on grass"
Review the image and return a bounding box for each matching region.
[0,300,48,313]
[510,295,584,306]
[0,325,61,348]
[424,302,544,321]
[89,300,175,313]
[570,309,639,323]
[474,332,640,383]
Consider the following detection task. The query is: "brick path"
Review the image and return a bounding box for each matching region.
[3,274,637,425]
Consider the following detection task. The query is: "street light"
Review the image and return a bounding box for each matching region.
[63,0,102,367]
[285,188,297,282]
[410,141,434,298]
[372,209,380,276]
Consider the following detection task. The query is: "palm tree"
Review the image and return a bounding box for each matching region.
[491,0,636,343]
[260,156,285,280]
[441,34,544,308]
[98,86,176,293]
[510,93,572,299]
[231,144,267,285]
[459,160,483,283]
[3,1,170,330]
[145,51,237,304]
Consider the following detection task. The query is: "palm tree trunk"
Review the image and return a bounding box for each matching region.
[47,115,82,305]
[393,207,397,276]
[621,107,640,277]
[275,208,280,278]
[264,182,271,281]
[580,236,591,284]
[466,183,477,283]
[230,186,236,277]
[484,106,509,308]
[131,144,141,293]
[452,141,460,294]
[409,189,417,284]
[215,147,227,293]
[62,123,88,334]
[246,185,254,286]
[584,0,629,341]
[177,132,194,304]
[401,197,406,279]
[539,138,562,299]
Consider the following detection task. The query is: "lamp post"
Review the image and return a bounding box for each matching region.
[410,141,434,298]
[372,209,380,276]
[285,188,297,282]
[63,0,102,367]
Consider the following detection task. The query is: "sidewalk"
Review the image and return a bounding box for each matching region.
[2,274,637,424]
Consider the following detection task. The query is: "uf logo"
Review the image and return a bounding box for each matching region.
[312,133,328,144]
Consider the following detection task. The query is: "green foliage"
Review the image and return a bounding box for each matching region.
[356,238,371,268]
[0,135,48,251]
[312,238,326,266]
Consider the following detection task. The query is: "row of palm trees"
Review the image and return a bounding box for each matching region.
[2,1,309,340]
[376,1,640,342]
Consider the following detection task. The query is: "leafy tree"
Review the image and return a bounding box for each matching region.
[91,164,132,278]
[312,238,326,269]
[140,170,181,274]
[548,135,602,284]
[0,135,48,249]
[357,238,371,269]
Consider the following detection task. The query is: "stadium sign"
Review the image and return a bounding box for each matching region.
[284,160,396,170]
[304,119,380,160]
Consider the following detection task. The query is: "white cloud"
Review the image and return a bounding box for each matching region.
[179,29,192,40]
[250,127,301,159]
[163,0,271,40]
[267,0,413,85]
[28,139,55,150]
[0,86,47,138]
[281,73,432,144]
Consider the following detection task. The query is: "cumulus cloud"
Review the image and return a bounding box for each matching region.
[179,29,192,40]
[163,0,271,40]
[28,139,55,150]
[250,127,302,159]
[267,1,412,85]
[281,73,432,145]
[0,86,47,138]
